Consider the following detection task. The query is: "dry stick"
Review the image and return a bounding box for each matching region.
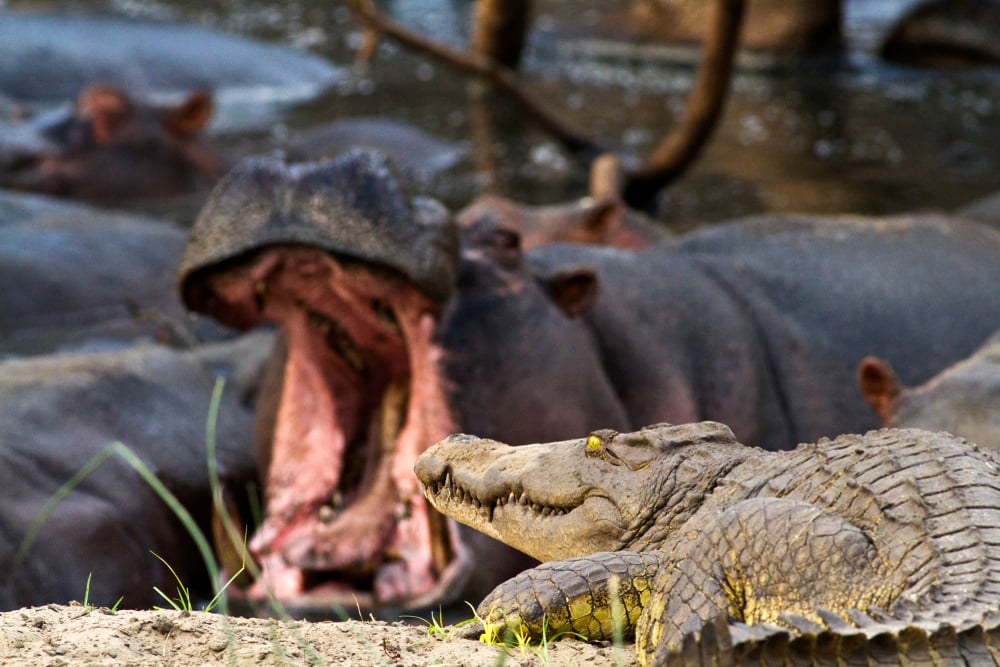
[345,0,600,155]
[620,0,745,209]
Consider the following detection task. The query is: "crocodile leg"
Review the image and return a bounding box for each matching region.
[463,550,660,642]
[637,496,897,665]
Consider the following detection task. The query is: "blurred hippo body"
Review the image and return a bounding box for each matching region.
[530,214,1000,449]
[0,13,340,105]
[177,150,1000,617]
[859,330,1000,450]
[881,0,1000,68]
[0,190,218,357]
[0,332,269,610]
[0,84,219,201]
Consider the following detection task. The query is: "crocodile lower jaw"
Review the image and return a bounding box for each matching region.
[421,470,621,562]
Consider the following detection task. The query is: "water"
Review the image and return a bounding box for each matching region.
[5,0,1000,230]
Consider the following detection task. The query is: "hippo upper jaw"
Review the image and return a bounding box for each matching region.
[200,244,464,610]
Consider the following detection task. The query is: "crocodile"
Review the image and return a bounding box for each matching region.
[414,422,1000,665]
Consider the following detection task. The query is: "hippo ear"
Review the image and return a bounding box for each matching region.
[857,356,902,424]
[78,83,134,143]
[578,197,622,238]
[540,268,598,318]
[166,90,214,136]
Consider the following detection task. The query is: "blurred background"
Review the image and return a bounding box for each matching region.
[2,0,999,230]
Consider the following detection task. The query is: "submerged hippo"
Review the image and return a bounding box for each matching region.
[176,149,1000,615]
[858,330,1000,450]
[881,0,1000,68]
[0,332,269,610]
[0,84,219,201]
[0,12,340,105]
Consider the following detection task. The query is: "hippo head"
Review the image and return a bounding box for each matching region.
[178,149,465,611]
[857,332,1000,450]
[0,83,219,201]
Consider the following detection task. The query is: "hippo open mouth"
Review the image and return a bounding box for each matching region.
[192,244,468,610]
[176,150,467,611]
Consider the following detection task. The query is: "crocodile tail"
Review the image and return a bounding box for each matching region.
[654,613,1000,666]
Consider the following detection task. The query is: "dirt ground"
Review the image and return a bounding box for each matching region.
[0,603,637,666]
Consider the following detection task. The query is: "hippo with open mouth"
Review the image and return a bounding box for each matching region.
[177,148,1000,615]
[177,150,539,612]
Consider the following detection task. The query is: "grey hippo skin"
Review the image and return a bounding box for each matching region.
[0,84,219,202]
[416,423,1000,666]
[176,149,1000,615]
[0,332,269,610]
[859,330,1000,451]
[0,190,223,357]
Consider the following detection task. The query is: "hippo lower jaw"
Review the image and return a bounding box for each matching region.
[201,246,463,610]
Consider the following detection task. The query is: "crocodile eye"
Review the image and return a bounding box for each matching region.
[586,434,602,452]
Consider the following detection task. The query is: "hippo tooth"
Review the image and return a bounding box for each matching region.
[318,505,336,524]
[330,490,344,509]
[394,502,411,520]
[379,378,408,455]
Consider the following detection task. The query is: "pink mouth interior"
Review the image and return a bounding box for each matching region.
[203,245,462,609]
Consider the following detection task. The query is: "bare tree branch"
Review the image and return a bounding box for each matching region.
[345,0,744,212]
[344,0,601,154]
[473,0,533,69]
[622,0,745,209]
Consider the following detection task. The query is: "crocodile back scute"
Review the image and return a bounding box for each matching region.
[658,611,1000,666]
[751,429,1000,627]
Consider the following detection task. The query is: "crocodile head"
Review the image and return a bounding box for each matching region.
[177,150,465,611]
[415,421,748,562]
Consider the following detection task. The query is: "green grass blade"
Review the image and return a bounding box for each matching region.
[83,572,93,608]
[16,447,118,564]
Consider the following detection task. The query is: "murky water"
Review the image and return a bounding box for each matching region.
[5,0,1000,230]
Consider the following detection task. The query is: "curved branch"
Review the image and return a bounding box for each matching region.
[621,0,745,209]
[346,0,743,212]
[473,0,533,69]
[345,0,602,154]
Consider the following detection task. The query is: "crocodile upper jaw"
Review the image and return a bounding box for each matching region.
[416,434,624,562]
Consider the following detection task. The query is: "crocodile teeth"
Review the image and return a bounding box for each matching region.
[507,491,516,505]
